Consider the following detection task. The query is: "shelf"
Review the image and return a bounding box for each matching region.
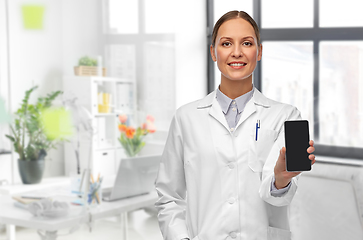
[65,75,132,83]
[94,79,133,84]
[94,112,134,117]
[95,113,117,117]
[113,111,134,115]
[63,75,137,177]
[92,77,132,83]
[0,150,11,155]
[95,147,119,151]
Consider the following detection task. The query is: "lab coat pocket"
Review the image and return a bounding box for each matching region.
[267,226,291,240]
[248,129,277,173]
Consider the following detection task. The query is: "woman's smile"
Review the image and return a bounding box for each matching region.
[228,61,247,69]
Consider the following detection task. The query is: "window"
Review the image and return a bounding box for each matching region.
[320,0,363,27]
[103,0,206,132]
[261,0,314,28]
[262,42,314,136]
[207,0,363,159]
[103,0,176,131]
[144,0,175,34]
[107,0,139,34]
[319,41,363,147]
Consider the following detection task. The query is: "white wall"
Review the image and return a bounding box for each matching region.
[61,0,101,77]
[2,0,100,182]
[0,0,12,183]
[7,0,63,105]
[4,0,62,182]
[0,0,9,103]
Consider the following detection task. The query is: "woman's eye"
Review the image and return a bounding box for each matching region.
[243,42,252,46]
[222,42,231,47]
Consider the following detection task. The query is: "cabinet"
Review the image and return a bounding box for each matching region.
[63,76,136,177]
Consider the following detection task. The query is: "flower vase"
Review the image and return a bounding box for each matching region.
[118,114,155,158]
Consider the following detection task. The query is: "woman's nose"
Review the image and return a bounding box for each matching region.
[231,45,243,58]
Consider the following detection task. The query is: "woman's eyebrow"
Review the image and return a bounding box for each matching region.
[220,36,255,41]
[242,36,254,40]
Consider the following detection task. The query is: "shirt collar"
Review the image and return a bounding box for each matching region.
[197,87,270,109]
[216,87,254,114]
[216,88,232,114]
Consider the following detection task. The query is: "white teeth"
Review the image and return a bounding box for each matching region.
[230,63,246,66]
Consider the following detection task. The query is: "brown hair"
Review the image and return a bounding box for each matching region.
[211,11,261,47]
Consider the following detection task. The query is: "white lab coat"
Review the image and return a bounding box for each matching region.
[155,88,301,240]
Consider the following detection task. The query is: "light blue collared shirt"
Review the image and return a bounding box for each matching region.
[215,86,290,196]
[216,87,254,131]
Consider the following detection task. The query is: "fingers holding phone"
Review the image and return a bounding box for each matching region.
[274,147,301,189]
[274,122,315,189]
[308,139,316,165]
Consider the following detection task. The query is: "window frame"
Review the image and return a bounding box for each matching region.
[206,0,363,160]
[101,0,176,132]
[101,0,175,82]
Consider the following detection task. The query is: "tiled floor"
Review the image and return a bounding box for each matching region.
[0,209,163,240]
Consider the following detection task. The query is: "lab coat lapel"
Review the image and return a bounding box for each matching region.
[236,98,256,129]
[209,97,230,131]
[235,88,270,130]
[197,90,230,132]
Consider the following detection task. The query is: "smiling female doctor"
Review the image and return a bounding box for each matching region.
[155,11,315,240]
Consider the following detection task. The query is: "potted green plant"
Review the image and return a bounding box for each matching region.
[78,56,97,67]
[5,86,63,184]
[74,56,106,76]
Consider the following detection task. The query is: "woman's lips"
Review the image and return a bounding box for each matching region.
[228,62,247,69]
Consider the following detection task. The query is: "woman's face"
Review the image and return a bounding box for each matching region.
[210,18,262,84]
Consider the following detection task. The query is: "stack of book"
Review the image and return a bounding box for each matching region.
[12,195,43,210]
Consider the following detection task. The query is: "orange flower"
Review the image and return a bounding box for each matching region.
[118,124,127,132]
[141,123,147,130]
[118,114,127,124]
[125,127,135,139]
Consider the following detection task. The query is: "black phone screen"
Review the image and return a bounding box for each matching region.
[284,120,311,172]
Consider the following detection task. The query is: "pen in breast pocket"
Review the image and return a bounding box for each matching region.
[255,120,260,141]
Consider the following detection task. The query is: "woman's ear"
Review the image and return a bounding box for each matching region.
[210,45,217,62]
[257,44,263,61]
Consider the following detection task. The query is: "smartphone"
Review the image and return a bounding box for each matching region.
[284,120,311,172]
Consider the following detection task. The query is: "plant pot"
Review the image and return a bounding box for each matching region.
[74,66,106,76]
[18,159,45,184]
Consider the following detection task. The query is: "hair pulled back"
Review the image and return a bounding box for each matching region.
[211,11,261,47]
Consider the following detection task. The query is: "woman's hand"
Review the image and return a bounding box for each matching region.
[274,140,316,189]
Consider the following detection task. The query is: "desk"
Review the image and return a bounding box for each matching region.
[0,192,158,240]
[0,176,158,240]
[0,177,71,195]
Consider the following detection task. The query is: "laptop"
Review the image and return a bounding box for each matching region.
[102,155,161,202]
